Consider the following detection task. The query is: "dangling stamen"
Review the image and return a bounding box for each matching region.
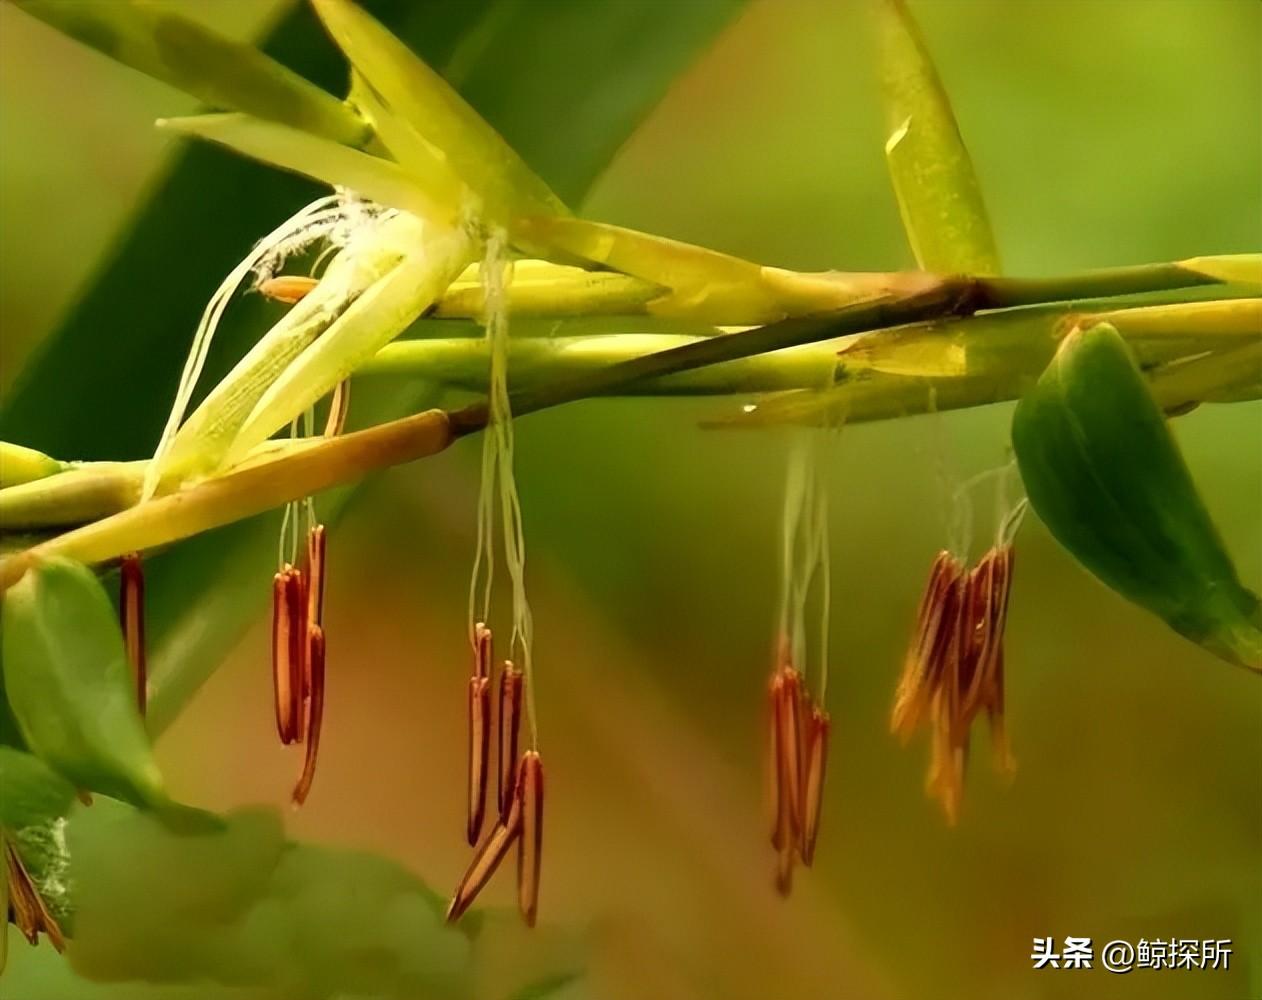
[891,551,965,740]
[466,623,492,844]
[118,552,146,715]
[517,750,544,927]
[772,681,796,896]
[467,672,491,845]
[292,624,326,806]
[800,706,830,865]
[271,565,303,745]
[776,666,805,835]
[258,274,319,304]
[765,666,786,846]
[982,545,1016,776]
[498,662,523,819]
[896,534,1018,821]
[446,773,523,924]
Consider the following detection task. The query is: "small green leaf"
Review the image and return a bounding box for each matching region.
[1012,322,1262,671]
[1,557,167,803]
[12,0,367,146]
[311,0,567,225]
[876,0,1000,274]
[0,746,76,829]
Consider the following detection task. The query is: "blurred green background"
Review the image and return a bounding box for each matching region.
[1,1,1259,999]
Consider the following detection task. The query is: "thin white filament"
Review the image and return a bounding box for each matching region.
[468,229,539,746]
[143,196,346,501]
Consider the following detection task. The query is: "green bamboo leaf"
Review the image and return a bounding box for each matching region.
[0,746,76,829]
[1012,322,1262,671]
[311,0,568,225]
[12,0,367,146]
[159,112,458,225]
[1,557,167,803]
[876,0,1000,274]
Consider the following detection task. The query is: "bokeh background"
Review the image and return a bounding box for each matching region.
[1,1,1259,998]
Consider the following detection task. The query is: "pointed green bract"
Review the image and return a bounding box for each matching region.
[1012,323,1262,671]
[311,0,567,226]
[876,0,1000,275]
[159,113,459,226]
[0,442,62,489]
[1177,254,1262,287]
[1,558,168,804]
[13,0,367,147]
[224,223,477,466]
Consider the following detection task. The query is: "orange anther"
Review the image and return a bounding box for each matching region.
[258,274,318,304]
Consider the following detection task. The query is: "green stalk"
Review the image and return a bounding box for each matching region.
[1,275,1255,580]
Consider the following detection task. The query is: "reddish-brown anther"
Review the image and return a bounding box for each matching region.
[305,525,327,630]
[498,662,523,819]
[271,565,303,745]
[258,274,318,304]
[517,750,544,927]
[777,666,805,836]
[898,542,1018,823]
[473,622,492,680]
[892,550,965,740]
[467,675,491,844]
[800,706,830,866]
[292,624,326,806]
[118,552,146,715]
[446,775,523,924]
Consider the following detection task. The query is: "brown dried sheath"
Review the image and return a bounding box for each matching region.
[800,707,830,866]
[271,567,299,744]
[498,663,523,819]
[292,624,326,806]
[467,676,491,844]
[517,751,544,927]
[119,552,146,715]
[447,785,523,923]
[258,274,318,304]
